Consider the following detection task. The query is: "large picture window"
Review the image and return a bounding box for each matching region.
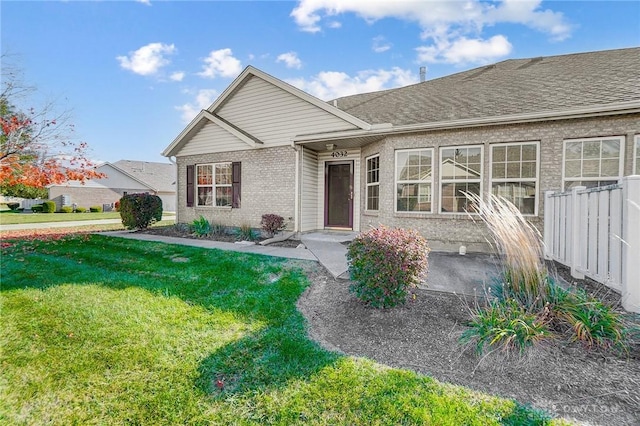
[395,148,433,213]
[440,146,482,213]
[196,163,232,206]
[563,137,623,190]
[491,142,538,215]
[366,155,380,211]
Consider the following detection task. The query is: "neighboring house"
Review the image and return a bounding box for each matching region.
[48,160,177,212]
[163,47,640,251]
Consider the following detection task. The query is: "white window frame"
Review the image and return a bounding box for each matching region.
[196,162,232,207]
[439,145,483,214]
[634,135,640,175]
[365,154,380,212]
[562,136,624,190]
[395,148,434,214]
[489,141,540,216]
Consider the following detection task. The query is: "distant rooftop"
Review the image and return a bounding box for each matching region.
[113,160,176,192]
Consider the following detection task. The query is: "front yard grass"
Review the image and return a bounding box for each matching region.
[0,235,567,425]
[0,211,122,225]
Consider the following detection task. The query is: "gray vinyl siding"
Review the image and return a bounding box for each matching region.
[217,76,359,146]
[176,120,249,156]
[300,148,318,232]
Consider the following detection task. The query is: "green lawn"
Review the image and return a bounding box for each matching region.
[0,211,123,225]
[0,235,567,425]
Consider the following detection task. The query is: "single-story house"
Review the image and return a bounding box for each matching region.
[162,47,640,252]
[48,160,177,212]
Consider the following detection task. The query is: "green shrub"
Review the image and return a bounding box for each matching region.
[191,216,211,237]
[260,213,285,237]
[60,206,74,213]
[119,193,163,230]
[6,202,20,211]
[89,205,103,213]
[234,224,257,241]
[75,207,87,213]
[42,201,56,213]
[347,226,430,308]
[211,222,226,236]
[461,299,550,354]
[31,204,43,213]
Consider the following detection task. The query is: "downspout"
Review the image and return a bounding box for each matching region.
[292,142,301,234]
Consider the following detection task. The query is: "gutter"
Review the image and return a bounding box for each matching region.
[293,101,640,144]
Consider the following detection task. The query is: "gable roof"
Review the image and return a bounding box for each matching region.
[332,47,640,126]
[163,66,372,157]
[112,160,176,192]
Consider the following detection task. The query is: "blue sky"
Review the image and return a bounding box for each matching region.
[2,1,639,164]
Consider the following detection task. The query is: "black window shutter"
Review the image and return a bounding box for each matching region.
[232,162,241,208]
[186,165,194,207]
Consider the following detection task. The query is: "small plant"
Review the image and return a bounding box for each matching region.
[461,299,551,354]
[173,222,190,233]
[211,222,226,236]
[31,204,43,213]
[6,202,20,211]
[191,216,211,237]
[75,207,87,213]
[114,200,120,211]
[42,201,56,213]
[60,206,74,213]
[347,226,430,308]
[119,193,163,230]
[234,224,257,241]
[89,205,103,213]
[260,214,285,237]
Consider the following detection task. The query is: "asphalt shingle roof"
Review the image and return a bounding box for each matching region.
[332,47,640,126]
[113,160,176,193]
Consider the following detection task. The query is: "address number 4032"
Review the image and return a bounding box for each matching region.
[331,151,348,158]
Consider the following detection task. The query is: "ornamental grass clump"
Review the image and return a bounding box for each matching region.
[347,226,430,308]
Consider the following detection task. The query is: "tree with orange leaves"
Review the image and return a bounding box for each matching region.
[1,58,104,198]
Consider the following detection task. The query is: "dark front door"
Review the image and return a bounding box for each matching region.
[325,161,353,228]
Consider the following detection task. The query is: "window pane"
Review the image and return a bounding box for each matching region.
[367,185,379,211]
[506,162,521,179]
[197,165,213,185]
[521,161,536,178]
[492,182,536,215]
[522,144,536,161]
[493,162,506,179]
[565,141,582,160]
[507,145,521,161]
[565,160,581,178]
[216,187,232,206]
[215,164,232,185]
[601,140,620,158]
[197,187,213,206]
[441,182,479,213]
[600,159,619,177]
[493,146,506,162]
[582,159,599,177]
[396,151,409,180]
[583,141,601,159]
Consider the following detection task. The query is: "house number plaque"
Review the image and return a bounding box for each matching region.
[331,151,348,158]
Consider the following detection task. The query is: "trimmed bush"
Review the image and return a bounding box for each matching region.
[260,214,285,237]
[42,201,56,213]
[7,202,20,211]
[60,206,74,213]
[89,205,103,213]
[347,226,430,308]
[191,216,211,237]
[31,204,43,213]
[75,207,87,213]
[119,193,163,230]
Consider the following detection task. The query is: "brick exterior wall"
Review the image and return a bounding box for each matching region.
[359,114,640,252]
[176,145,297,230]
[48,186,132,211]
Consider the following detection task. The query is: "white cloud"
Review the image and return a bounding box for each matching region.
[198,49,242,78]
[372,36,391,53]
[290,0,572,64]
[175,89,219,123]
[136,0,151,5]
[416,35,513,65]
[287,67,417,100]
[170,71,185,82]
[116,42,176,76]
[277,52,303,69]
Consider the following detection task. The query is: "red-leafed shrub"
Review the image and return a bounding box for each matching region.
[260,214,285,237]
[114,200,120,211]
[119,193,163,230]
[347,226,430,308]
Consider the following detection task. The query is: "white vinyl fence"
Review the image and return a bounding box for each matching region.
[543,176,640,313]
[0,196,43,210]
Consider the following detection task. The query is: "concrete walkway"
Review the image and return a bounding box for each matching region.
[0,215,176,231]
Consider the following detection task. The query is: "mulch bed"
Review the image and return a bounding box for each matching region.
[138,225,302,248]
[294,260,640,426]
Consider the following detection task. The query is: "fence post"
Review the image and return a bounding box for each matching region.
[543,191,554,260]
[570,186,585,280]
[622,176,640,313]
